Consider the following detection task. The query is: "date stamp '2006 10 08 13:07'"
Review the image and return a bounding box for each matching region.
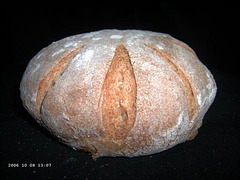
[8,163,52,168]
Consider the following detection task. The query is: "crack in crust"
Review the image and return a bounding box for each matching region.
[101,45,137,145]
[36,45,84,114]
[145,44,197,121]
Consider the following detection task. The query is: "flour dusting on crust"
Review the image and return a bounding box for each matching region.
[20,29,217,158]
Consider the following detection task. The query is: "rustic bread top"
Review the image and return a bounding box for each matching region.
[20,30,217,157]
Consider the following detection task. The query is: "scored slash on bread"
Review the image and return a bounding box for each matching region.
[100,45,137,150]
[36,45,85,114]
[145,44,197,122]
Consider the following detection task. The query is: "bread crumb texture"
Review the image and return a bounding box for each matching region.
[20,30,217,158]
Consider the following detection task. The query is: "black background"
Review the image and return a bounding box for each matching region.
[1,1,239,179]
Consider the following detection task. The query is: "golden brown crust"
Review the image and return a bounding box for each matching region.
[101,45,137,150]
[145,44,197,121]
[36,45,84,114]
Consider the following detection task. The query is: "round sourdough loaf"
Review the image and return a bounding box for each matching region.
[20,30,217,158]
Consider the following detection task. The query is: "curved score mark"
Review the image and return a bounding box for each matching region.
[161,37,197,56]
[36,45,84,114]
[145,44,197,121]
[101,45,137,141]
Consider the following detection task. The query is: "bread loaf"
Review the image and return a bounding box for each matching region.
[20,30,217,158]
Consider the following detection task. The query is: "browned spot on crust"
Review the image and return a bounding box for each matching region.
[189,119,202,140]
[36,45,84,114]
[189,129,198,140]
[101,45,137,146]
[162,37,197,56]
[145,44,197,121]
